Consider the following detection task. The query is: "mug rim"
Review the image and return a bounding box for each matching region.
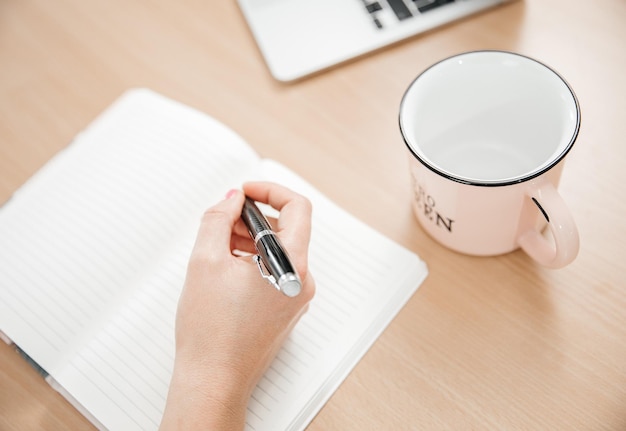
[399,50,581,187]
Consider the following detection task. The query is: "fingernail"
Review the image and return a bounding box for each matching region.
[225,189,238,199]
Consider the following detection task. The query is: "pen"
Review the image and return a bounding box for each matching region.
[241,197,302,297]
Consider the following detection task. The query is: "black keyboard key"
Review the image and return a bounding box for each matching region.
[366,2,383,13]
[414,0,455,13]
[386,0,413,20]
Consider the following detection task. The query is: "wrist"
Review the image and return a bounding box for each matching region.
[160,359,250,431]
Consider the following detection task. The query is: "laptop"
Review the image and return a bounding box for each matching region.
[238,0,516,82]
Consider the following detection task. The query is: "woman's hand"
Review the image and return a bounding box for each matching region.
[160,182,315,431]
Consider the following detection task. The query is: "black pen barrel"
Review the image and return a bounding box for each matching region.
[241,196,302,297]
[242,197,271,236]
[256,234,296,280]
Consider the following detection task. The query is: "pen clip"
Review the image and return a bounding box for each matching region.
[253,254,281,292]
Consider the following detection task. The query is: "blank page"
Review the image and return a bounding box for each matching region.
[0,89,258,373]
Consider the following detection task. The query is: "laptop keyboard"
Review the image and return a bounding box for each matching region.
[363,0,456,29]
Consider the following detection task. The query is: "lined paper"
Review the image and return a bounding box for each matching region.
[0,90,427,431]
[0,89,258,372]
[249,161,428,431]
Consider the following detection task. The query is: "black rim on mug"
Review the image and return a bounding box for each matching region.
[399,50,581,187]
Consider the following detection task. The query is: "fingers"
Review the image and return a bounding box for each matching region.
[230,233,256,255]
[192,189,246,262]
[191,183,312,266]
[191,182,314,299]
[242,182,313,259]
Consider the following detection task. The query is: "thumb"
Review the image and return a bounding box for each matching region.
[191,189,245,262]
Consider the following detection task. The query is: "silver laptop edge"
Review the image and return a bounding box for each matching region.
[238,0,517,82]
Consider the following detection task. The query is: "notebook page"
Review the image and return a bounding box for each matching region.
[50,233,194,430]
[252,160,428,431]
[49,159,427,431]
[0,89,259,374]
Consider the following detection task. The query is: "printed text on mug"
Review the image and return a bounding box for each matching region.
[412,180,454,233]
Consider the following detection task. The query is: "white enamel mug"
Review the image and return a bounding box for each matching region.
[400,51,580,268]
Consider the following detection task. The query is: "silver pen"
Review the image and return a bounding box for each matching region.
[241,197,302,297]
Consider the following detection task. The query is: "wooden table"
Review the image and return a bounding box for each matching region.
[1,0,625,429]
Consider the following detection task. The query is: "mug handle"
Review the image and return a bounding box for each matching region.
[518,183,579,268]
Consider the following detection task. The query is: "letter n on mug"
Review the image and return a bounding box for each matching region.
[411,173,454,233]
[400,51,580,268]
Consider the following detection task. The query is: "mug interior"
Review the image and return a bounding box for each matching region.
[400,51,580,185]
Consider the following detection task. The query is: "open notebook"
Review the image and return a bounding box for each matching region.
[0,89,428,430]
